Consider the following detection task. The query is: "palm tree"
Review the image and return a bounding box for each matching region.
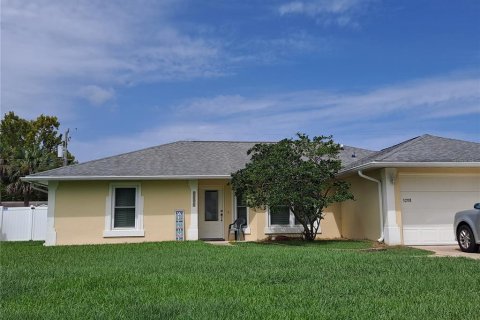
[1,146,53,206]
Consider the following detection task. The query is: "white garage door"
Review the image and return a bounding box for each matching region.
[400,174,480,245]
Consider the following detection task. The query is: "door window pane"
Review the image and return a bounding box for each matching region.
[205,190,218,221]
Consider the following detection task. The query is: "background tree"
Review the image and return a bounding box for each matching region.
[231,133,353,241]
[0,112,75,205]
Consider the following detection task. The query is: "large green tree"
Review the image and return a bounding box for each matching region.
[0,112,75,205]
[231,133,353,241]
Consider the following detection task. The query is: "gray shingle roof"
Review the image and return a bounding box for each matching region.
[341,134,480,173]
[26,134,478,180]
[25,141,375,179]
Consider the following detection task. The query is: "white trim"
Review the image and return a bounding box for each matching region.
[25,161,480,181]
[398,172,480,177]
[187,180,199,240]
[381,168,401,245]
[264,225,304,234]
[44,181,58,246]
[233,195,251,234]
[103,229,145,237]
[339,162,480,176]
[23,175,231,182]
[265,206,302,234]
[104,183,144,238]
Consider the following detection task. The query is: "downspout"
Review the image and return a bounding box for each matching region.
[357,170,384,243]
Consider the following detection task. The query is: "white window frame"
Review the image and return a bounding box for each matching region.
[103,183,144,237]
[232,195,251,234]
[264,206,303,234]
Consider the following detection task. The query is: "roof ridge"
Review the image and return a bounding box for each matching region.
[184,140,276,144]
[374,135,423,161]
[421,134,480,145]
[340,135,422,169]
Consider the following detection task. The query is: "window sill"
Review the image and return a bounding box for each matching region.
[264,226,303,234]
[103,229,145,238]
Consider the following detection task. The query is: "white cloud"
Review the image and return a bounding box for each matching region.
[177,74,480,121]
[278,0,372,27]
[72,73,480,161]
[79,86,115,106]
[1,0,224,119]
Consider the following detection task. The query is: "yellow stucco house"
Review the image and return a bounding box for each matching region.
[24,134,480,246]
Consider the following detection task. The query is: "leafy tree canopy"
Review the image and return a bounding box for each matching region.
[0,112,75,204]
[231,133,353,241]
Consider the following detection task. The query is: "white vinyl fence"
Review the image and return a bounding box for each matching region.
[0,206,48,241]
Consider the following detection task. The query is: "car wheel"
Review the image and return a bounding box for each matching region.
[457,224,479,253]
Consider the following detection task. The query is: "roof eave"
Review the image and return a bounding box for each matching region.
[22,174,233,182]
[338,161,480,177]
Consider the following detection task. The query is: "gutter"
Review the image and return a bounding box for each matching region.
[21,174,232,182]
[357,170,384,243]
[339,161,480,177]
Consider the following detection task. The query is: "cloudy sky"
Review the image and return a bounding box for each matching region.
[2,0,479,162]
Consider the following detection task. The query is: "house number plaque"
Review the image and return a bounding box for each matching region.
[175,210,185,241]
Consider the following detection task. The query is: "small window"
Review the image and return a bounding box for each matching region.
[270,206,290,225]
[269,206,301,226]
[104,184,144,238]
[236,194,248,226]
[113,187,136,228]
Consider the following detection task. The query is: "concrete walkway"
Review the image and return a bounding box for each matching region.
[412,245,480,260]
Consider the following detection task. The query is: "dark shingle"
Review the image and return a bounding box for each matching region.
[26,141,375,178]
[341,134,480,172]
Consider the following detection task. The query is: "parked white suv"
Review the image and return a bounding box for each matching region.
[454,203,480,253]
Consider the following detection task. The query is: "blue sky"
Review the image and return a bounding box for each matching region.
[2,0,479,162]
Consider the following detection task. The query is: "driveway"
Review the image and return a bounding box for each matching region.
[412,245,480,260]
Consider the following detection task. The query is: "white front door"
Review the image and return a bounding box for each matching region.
[199,188,224,239]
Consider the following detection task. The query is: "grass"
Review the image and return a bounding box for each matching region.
[1,240,479,319]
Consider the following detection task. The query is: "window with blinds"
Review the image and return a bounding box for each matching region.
[270,206,290,225]
[113,187,136,228]
[236,194,248,226]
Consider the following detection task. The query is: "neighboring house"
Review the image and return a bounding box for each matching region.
[23,134,480,246]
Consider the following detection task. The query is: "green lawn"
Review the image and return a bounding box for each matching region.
[1,241,479,319]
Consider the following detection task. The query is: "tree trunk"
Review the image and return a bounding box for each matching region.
[23,192,30,207]
[294,209,320,241]
[303,227,317,241]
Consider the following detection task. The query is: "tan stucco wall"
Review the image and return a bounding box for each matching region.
[340,170,382,241]
[243,207,267,241]
[55,180,191,245]
[54,177,354,245]
[318,203,342,239]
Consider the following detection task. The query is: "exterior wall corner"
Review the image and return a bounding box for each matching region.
[45,180,58,246]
